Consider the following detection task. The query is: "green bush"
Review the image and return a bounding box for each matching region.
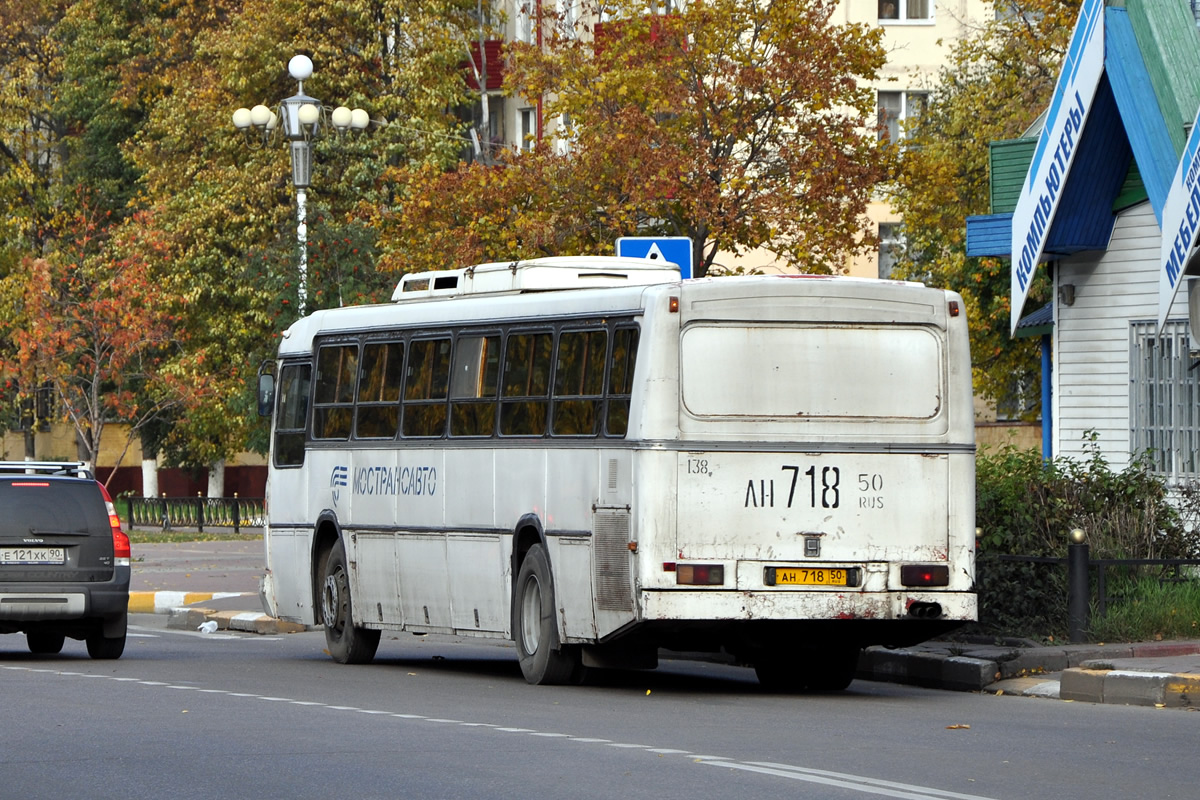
[973,433,1200,639]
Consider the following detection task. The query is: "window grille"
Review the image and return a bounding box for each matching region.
[1130,320,1200,479]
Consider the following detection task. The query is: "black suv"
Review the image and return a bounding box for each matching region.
[0,462,131,659]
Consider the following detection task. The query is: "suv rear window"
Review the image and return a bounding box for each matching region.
[0,480,109,537]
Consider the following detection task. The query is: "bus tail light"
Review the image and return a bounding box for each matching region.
[97,482,131,567]
[676,564,724,586]
[900,565,948,587]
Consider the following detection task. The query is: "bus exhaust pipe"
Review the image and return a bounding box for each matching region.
[908,602,943,619]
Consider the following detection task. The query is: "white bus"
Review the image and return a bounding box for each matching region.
[258,256,976,688]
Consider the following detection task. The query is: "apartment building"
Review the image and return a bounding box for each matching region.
[469,1,992,276]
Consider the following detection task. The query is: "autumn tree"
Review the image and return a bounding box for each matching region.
[0,202,205,482]
[0,0,151,454]
[377,0,893,277]
[115,0,483,467]
[885,0,1080,417]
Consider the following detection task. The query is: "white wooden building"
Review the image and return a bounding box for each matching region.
[967,0,1200,481]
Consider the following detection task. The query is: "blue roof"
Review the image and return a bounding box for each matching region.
[1105,7,1177,225]
[966,6,1185,258]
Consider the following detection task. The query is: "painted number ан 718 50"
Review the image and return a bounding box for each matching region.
[744,465,885,510]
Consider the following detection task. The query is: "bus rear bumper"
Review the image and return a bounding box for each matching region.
[640,589,976,623]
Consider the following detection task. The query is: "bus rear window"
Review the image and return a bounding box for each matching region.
[680,324,942,420]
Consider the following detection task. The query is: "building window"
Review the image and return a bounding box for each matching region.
[880,0,932,22]
[557,0,580,38]
[601,0,685,21]
[878,223,904,279]
[554,112,576,156]
[519,107,536,151]
[516,1,534,44]
[877,90,927,142]
[1130,320,1200,479]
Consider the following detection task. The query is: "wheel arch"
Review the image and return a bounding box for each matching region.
[510,513,549,632]
[310,510,343,626]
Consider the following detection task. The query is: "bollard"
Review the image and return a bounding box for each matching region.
[233,492,240,535]
[1067,528,1089,643]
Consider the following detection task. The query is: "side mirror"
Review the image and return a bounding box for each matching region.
[257,365,276,418]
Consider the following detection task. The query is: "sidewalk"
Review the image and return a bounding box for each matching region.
[857,637,1200,708]
[128,534,1200,705]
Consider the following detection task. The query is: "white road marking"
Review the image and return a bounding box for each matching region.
[1,664,1001,800]
[705,761,998,800]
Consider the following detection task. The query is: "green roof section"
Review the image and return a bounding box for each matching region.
[1126,0,1200,157]
[989,138,1036,214]
[989,132,1147,216]
[1113,157,1148,211]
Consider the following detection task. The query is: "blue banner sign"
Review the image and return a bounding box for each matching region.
[1157,104,1200,333]
[1009,0,1105,335]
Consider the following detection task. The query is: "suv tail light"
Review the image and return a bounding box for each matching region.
[97,482,131,567]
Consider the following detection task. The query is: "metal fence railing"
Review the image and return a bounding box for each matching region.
[124,496,265,533]
[986,554,1200,615]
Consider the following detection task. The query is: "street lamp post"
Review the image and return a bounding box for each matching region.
[233,55,371,316]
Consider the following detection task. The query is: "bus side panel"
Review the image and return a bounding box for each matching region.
[396,534,453,631]
[447,533,508,632]
[352,533,403,626]
[545,448,603,642]
[444,448,508,634]
[494,449,547,531]
[263,528,315,623]
[262,453,315,622]
[554,538,598,642]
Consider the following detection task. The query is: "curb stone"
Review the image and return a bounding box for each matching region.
[1060,667,1200,708]
[128,591,255,614]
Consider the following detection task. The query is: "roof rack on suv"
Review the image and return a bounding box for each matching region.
[0,461,94,478]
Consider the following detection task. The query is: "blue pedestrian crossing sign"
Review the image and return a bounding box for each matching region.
[615,236,693,279]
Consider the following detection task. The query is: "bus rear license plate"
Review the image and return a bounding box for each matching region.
[765,567,853,587]
[0,547,66,565]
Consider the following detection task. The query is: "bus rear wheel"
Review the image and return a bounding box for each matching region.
[321,538,381,665]
[514,544,581,685]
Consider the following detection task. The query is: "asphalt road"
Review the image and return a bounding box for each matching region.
[1,619,1196,800]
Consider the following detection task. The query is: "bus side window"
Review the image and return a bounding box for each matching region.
[450,334,500,437]
[355,341,404,439]
[274,363,311,467]
[313,344,357,440]
[552,329,607,436]
[606,327,639,436]
[500,331,552,436]
[403,338,452,437]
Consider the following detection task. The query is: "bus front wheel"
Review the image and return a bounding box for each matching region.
[514,544,581,685]
[321,539,381,665]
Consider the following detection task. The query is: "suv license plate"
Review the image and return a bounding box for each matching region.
[0,547,66,565]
